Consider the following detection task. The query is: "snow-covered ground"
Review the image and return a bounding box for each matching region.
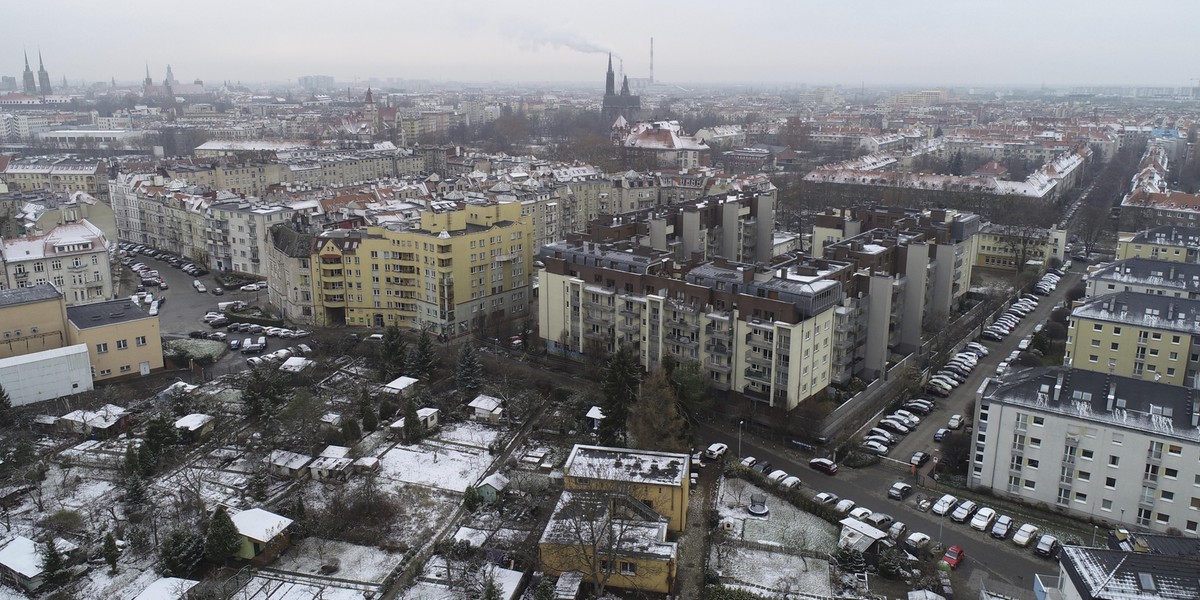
[237,576,373,599]
[377,423,502,493]
[273,538,401,584]
[715,477,838,550]
[710,476,837,598]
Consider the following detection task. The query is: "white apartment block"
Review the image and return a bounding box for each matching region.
[206,201,296,275]
[538,242,841,412]
[0,220,114,305]
[1085,258,1200,300]
[972,367,1200,537]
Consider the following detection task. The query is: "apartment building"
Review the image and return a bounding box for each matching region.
[66,298,163,381]
[310,201,533,337]
[0,220,114,305]
[971,367,1200,536]
[1047,544,1200,600]
[109,174,214,263]
[0,284,70,360]
[207,200,297,275]
[1085,258,1200,299]
[584,190,777,265]
[164,162,287,198]
[563,445,691,532]
[538,242,840,413]
[1,155,108,200]
[266,225,316,324]
[975,223,1067,272]
[1064,292,1200,387]
[1116,226,1200,264]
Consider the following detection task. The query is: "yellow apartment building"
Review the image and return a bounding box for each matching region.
[1117,226,1200,264]
[67,298,164,381]
[311,201,533,337]
[1064,292,1200,387]
[562,444,691,532]
[0,284,71,359]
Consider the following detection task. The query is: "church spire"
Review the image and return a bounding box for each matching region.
[605,53,615,97]
[621,75,630,96]
[38,49,44,69]
[24,50,29,69]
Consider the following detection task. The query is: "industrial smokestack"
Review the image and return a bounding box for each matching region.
[650,37,655,85]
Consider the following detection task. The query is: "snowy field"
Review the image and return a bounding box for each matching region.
[713,546,833,599]
[238,576,375,599]
[716,478,838,550]
[273,538,401,584]
[435,421,502,450]
[377,423,502,493]
[709,476,837,598]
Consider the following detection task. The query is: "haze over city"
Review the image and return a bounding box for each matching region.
[5,0,1200,86]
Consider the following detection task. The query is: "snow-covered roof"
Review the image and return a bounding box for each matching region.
[131,577,200,600]
[174,413,213,431]
[468,394,503,414]
[59,404,129,429]
[479,472,509,492]
[541,492,676,559]
[268,449,312,471]
[838,517,888,552]
[382,375,419,393]
[230,508,293,543]
[564,444,689,487]
[319,445,351,459]
[1060,545,1199,600]
[0,536,40,578]
[585,405,605,420]
[278,357,315,372]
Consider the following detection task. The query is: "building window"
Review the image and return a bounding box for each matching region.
[1075,492,1088,503]
[99,369,111,376]
[116,339,128,350]
[1082,449,1094,460]
[1024,479,1036,490]
[1105,477,1116,488]
[51,260,61,270]
[119,365,131,373]
[96,343,108,353]
[1137,508,1152,526]
[1109,456,1120,467]
[619,561,637,576]
[136,336,147,346]
[1102,499,1113,511]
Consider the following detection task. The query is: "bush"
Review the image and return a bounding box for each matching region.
[842,449,880,469]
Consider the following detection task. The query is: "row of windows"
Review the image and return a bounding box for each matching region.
[96,336,147,353]
[13,255,100,273]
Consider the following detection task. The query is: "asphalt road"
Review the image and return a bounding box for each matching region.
[117,251,269,373]
[699,265,1084,594]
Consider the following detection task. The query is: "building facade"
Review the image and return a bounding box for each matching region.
[1117,226,1200,264]
[310,201,533,337]
[972,367,1200,536]
[1085,258,1200,300]
[66,299,164,381]
[1,220,114,305]
[1064,292,1200,388]
[0,284,71,359]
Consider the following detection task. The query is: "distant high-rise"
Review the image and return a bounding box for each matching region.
[601,53,641,126]
[36,51,52,95]
[21,51,36,95]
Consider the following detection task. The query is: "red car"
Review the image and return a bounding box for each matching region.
[942,545,965,569]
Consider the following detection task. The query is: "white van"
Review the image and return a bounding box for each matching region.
[217,301,246,312]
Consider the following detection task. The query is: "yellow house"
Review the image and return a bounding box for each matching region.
[1117,226,1200,264]
[230,508,293,566]
[539,491,678,595]
[0,284,70,360]
[563,444,690,532]
[67,298,164,381]
[1065,292,1200,386]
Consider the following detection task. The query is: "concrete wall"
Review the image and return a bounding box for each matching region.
[0,344,93,406]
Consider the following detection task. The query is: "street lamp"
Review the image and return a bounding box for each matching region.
[1091,524,1098,546]
[738,421,744,458]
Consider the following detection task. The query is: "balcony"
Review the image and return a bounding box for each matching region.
[710,379,731,391]
[745,353,772,368]
[705,359,731,373]
[618,320,640,333]
[665,333,696,347]
[745,334,772,350]
[668,318,699,332]
[744,368,771,384]
[705,342,730,355]
[583,313,609,326]
[705,327,732,342]
[619,308,641,319]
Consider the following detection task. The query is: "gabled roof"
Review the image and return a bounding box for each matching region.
[1059,545,1200,600]
[230,508,293,543]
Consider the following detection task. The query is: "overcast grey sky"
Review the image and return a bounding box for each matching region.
[4,0,1195,87]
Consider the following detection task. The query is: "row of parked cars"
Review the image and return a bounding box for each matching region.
[199,311,311,339]
[930,492,1061,558]
[119,242,209,276]
[925,342,989,397]
[861,399,934,455]
[246,343,315,368]
[982,293,1044,342]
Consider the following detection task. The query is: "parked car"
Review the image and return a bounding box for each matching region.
[849,506,873,521]
[212,287,224,296]
[813,492,839,506]
[887,521,908,541]
[862,440,889,455]
[991,515,1014,539]
[779,476,802,490]
[740,456,758,468]
[808,457,838,475]
[888,482,913,500]
[948,414,965,429]
[970,507,997,531]
[910,451,931,467]
[950,500,979,523]
[1013,524,1040,547]
[931,494,959,516]
[228,339,241,351]
[904,532,932,555]
[934,428,951,442]
[1034,535,1061,558]
[942,545,966,569]
[766,470,790,486]
[834,499,856,514]
[704,443,728,460]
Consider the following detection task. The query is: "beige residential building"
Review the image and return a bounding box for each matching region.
[975,223,1067,272]
[1117,226,1200,263]
[1,155,108,200]
[311,201,533,337]
[0,284,71,359]
[266,225,316,324]
[1085,258,1200,300]
[1064,292,1200,387]
[66,299,163,381]
[1,220,114,305]
[207,200,297,275]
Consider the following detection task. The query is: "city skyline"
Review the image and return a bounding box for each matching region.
[3,1,1199,88]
